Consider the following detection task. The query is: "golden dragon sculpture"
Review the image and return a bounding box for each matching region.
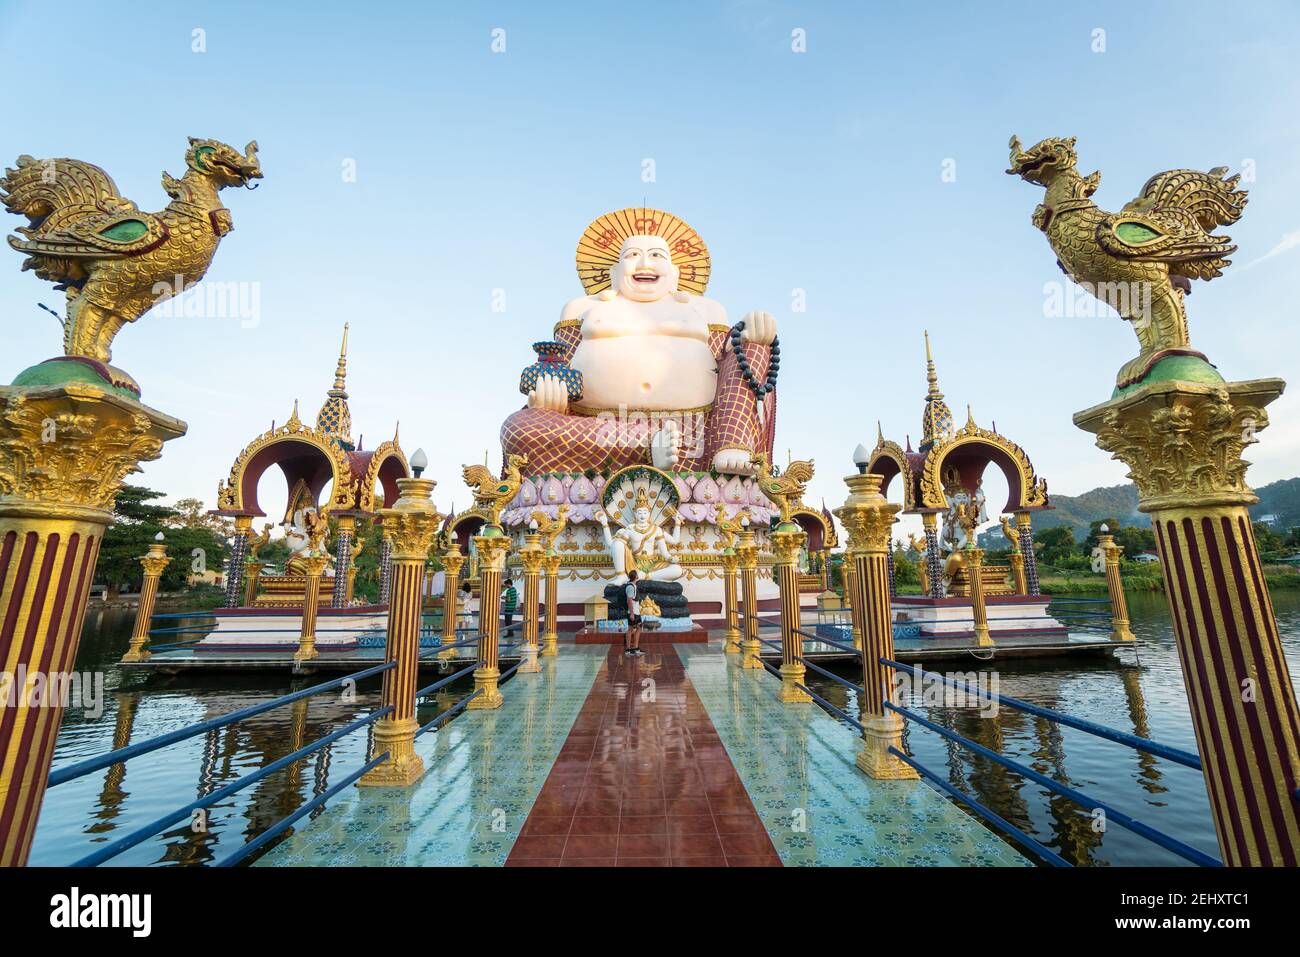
[462,453,528,526]
[1007,135,1247,389]
[751,452,814,525]
[1,137,262,393]
[714,503,752,550]
[529,504,570,552]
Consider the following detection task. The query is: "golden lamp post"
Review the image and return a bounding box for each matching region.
[531,507,568,658]
[516,523,545,674]
[714,505,747,655]
[438,541,465,661]
[835,459,917,780]
[1095,525,1136,642]
[293,554,330,662]
[121,533,173,662]
[470,528,510,709]
[361,449,442,787]
[735,517,763,669]
[771,520,811,704]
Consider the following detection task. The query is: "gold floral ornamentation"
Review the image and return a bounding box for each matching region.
[865,438,914,511]
[379,478,444,560]
[1081,383,1275,512]
[0,386,184,515]
[356,439,409,514]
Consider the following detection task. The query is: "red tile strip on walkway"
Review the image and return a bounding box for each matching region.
[506,644,782,867]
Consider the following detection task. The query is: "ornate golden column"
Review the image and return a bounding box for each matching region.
[772,522,811,703]
[835,470,917,780]
[294,554,329,661]
[517,528,544,674]
[1077,377,1300,865]
[921,511,944,598]
[1096,526,1136,642]
[469,528,510,709]
[819,548,831,591]
[223,515,253,607]
[330,514,356,608]
[121,535,172,662]
[844,554,864,651]
[439,542,465,660]
[541,551,562,657]
[965,545,993,647]
[720,547,741,654]
[1013,510,1041,596]
[0,382,185,867]
[736,521,762,669]
[360,469,442,787]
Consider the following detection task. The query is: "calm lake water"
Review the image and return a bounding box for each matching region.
[27,591,1300,867]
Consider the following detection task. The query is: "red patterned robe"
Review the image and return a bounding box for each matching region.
[501,321,776,473]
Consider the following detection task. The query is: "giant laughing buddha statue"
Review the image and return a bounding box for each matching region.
[501,208,779,475]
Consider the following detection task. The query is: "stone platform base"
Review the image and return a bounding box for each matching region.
[574,626,710,644]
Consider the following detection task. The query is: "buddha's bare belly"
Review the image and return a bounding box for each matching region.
[570,335,718,411]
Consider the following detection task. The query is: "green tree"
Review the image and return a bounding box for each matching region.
[1035,525,1077,565]
[98,486,228,592]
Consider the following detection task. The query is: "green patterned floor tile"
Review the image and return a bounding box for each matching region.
[676,643,1028,867]
[256,647,607,867]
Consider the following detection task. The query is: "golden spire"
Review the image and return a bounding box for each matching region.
[919,330,954,453]
[316,323,353,446]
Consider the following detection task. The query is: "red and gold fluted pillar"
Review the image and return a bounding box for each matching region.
[121,536,172,662]
[541,551,562,657]
[835,471,917,780]
[360,474,442,787]
[1096,528,1135,642]
[294,554,329,661]
[517,530,544,674]
[0,382,184,867]
[720,548,741,655]
[736,523,762,670]
[469,529,510,709]
[1077,375,1300,865]
[772,522,811,704]
[439,542,465,661]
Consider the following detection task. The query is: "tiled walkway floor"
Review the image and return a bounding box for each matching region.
[506,644,781,866]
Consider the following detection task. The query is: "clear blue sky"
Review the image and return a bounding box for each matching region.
[3,0,1298,532]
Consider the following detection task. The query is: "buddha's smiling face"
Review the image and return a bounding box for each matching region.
[613,236,679,302]
[633,506,652,527]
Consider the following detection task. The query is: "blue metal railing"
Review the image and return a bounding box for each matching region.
[744,608,1215,866]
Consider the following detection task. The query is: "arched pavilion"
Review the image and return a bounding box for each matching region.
[865,332,1050,598]
[210,325,409,607]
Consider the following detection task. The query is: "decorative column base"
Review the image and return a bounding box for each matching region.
[469,667,504,710]
[358,717,424,787]
[779,662,812,703]
[723,627,742,655]
[856,714,919,780]
[518,646,541,674]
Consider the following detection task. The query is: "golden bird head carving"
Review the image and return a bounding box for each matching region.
[185,137,263,188]
[1006,134,1078,184]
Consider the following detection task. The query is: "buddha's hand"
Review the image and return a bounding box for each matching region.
[741,310,778,346]
[712,448,757,475]
[528,373,569,413]
[596,510,609,527]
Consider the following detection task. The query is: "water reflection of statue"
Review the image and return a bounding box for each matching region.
[598,488,684,584]
[283,507,333,576]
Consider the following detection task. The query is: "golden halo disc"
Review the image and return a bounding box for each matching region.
[575,207,710,296]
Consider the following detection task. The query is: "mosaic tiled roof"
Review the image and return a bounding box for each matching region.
[919,330,953,453]
[316,323,353,448]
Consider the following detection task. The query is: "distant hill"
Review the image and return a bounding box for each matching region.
[978,477,1300,543]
